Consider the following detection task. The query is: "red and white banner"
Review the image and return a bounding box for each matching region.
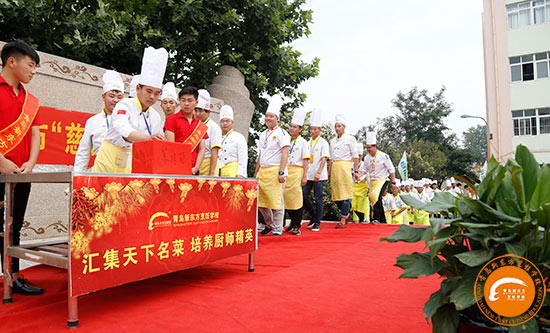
[37,107,94,166]
[70,174,258,296]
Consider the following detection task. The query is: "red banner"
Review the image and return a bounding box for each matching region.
[70,174,258,297]
[37,107,94,166]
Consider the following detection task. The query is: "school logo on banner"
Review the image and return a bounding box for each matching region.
[474,254,545,326]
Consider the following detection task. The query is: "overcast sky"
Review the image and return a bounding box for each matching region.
[292,0,486,141]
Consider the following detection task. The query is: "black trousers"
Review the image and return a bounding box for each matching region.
[372,181,389,224]
[286,208,304,229]
[1,182,31,273]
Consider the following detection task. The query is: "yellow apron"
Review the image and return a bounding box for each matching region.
[391,210,405,224]
[220,162,238,177]
[369,178,387,206]
[414,210,430,226]
[284,166,304,210]
[385,211,392,224]
[92,141,132,173]
[258,166,283,210]
[331,160,353,201]
[351,181,370,220]
[407,207,414,224]
[199,157,220,176]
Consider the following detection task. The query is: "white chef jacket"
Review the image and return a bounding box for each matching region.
[204,118,222,158]
[307,136,330,181]
[287,136,310,167]
[329,134,358,161]
[360,150,395,180]
[104,97,164,150]
[411,190,431,204]
[74,110,111,172]
[219,130,248,177]
[382,194,394,211]
[257,126,290,168]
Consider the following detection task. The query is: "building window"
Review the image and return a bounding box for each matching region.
[510,52,550,82]
[507,0,550,29]
[512,108,550,136]
[540,108,550,134]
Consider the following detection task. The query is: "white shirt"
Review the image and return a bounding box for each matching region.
[105,97,164,150]
[411,190,431,204]
[258,126,290,167]
[330,134,358,161]
[307,136,330,181]
[382,194,394,211]
[288,136,310,167]
[219,130,248,177]
[74,111,111,172]
[393,194,407,209]
[452,187,463,196]
[360,150,395,180]
[204,118,222,158]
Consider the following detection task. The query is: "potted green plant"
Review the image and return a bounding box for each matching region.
[380,145,550,332]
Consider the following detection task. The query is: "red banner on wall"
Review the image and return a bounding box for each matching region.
[37,107,95,166]
[70,174,258,297]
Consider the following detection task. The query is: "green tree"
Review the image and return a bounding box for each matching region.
[1,0,319,141]
[463,125,487,165]
[364,86,476,181]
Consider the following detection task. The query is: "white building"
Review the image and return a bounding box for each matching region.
[482,0,550,164]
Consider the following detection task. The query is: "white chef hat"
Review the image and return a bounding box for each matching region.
[404,180,411,186]
[291,109,307,127]
[423,178,431,186]
[161,82,178,102]
[451,177,456,184]
[395,179,401,187]
[129,75,140,97]
[220,105,234,121]
[266,95,283,118]
[445,179,452,187]
[356,143,364,154]
[102,70,124,94]
[138,47,168,89]
[366,131,377,145]
[310,108,323,127]
[335,114,346,125]
[431,180,438,185]
[196,89,211,110]
[414,180,424,188]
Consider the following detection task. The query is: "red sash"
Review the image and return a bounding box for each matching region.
[0,92,40,155]
[182,121,208,151]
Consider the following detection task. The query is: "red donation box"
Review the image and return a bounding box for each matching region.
[132,140,192,175]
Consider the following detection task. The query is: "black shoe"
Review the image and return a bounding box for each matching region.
[272,232,282,236]
[285,226,294,233]
[306,221,315,228]
[260,227,272,236]
[13,277,43,295]
[372,220,381,224]
[312,224,320,232]
[292,228,301,235]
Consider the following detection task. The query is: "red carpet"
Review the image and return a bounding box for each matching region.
[1,224,439,332]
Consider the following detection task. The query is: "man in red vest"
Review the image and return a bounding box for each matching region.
[0,41,43,295]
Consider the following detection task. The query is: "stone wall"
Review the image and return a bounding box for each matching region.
[1,41,255,241]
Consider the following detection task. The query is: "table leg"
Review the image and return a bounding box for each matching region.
[3,183,14,304]
[248,252,255,272]
[67,295,79,328]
